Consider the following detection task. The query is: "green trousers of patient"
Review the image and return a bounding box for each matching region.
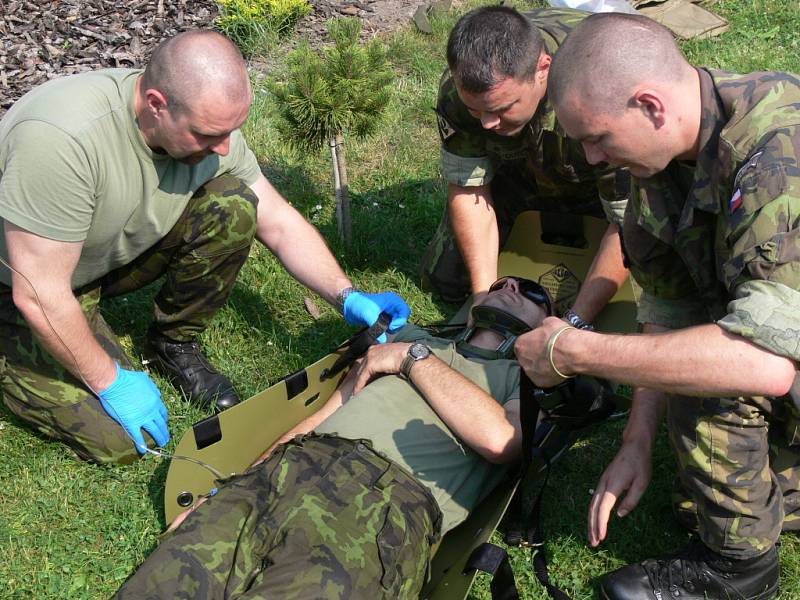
[114,435,442,600]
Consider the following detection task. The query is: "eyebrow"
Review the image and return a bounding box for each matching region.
[192,128,232,138]
[463,99,516,114]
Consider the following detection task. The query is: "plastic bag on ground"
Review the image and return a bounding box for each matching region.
[547,0,638,14]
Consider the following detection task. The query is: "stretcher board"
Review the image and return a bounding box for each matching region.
[163,353,349,524]
[163,210,638,598]
[452,211,637,332]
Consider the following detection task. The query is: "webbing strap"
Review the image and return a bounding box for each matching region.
[463,543,520,600]
[319,313,392,380]
[521,373,575,600]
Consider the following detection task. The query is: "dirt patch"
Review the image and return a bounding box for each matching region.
[0,0,426,116]
[294,0,422,46]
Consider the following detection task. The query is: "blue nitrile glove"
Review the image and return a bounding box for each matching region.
[97,364,170,453]
[343,291,411,343]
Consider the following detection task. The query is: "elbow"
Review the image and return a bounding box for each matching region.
[765,358,797,398]
[481,439,521,465]
[11,284,37,317]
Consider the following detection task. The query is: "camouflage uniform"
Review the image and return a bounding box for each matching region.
[419,8,630,302]
[0,175,258,464]
[114,434,443,600]
[622,68,800,559]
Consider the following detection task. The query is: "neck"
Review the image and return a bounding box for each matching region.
[674,68,703,161]
[470,328,508,350]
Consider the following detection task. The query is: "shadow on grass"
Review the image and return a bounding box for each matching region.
[499,419,688,597]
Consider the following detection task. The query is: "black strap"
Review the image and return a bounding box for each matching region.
[464,543,520,600]
[320,313,392,380]
[521,374,573,600]
[480,373,617,600]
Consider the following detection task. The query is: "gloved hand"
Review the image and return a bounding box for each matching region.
[97,364,170,453]
[343,290,411,343]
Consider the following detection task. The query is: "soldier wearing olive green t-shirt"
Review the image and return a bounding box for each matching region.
[0,31,411,464]
[114,277,546,599]
[419,6,630,327]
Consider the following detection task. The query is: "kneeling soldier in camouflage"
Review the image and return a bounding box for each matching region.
[114,276,550,599]
[0,29,409,464]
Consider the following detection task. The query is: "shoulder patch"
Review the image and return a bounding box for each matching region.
[733,149,764,190]
[434,108,457,142]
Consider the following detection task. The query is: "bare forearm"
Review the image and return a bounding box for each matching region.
[5,223,117,391]
[557,323,796,397]
[570,223,629,324]
[620,325,668,446]
[14,288,116,391]
[253,176,351,306]
[449,183,499,294]
[409,356,520,463]
[623,387,666,449]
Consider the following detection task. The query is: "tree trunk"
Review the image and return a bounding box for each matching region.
[334,132,352,246]
[329,135,344,243]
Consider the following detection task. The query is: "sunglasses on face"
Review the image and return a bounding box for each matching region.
[488,276,553,316]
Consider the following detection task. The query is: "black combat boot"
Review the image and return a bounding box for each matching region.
[146,329,240,411]
[600,537,779,600]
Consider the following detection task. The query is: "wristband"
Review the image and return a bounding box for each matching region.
[336,286,357,312]
[546,325,576,380]
[563,309,594,331]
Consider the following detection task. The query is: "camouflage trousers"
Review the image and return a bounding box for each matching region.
[0,175,258,464]
[419,169,607,303]
[114,434,443,600]
[666,390,800,559]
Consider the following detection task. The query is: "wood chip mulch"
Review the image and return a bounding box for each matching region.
[0,0,219,116]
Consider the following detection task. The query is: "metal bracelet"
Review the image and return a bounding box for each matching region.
[546,325,576,380]
[563,309,594,331]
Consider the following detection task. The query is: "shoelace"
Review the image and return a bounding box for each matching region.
[643,541,718,595]
[165,341,219,375]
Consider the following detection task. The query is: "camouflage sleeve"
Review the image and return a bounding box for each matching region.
[435,71,495,187]
[716,129,800,361]
[621,183,708,328]
[439,148,495,187]
[597,169,630,226]
[636,291,713,329]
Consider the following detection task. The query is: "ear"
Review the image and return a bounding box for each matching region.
[634,90,666,128]
[143,88,169,119]
[537,52,552,83]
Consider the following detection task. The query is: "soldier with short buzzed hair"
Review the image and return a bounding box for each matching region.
[419,6,630,326]
[0,30,410,464]
[516,12,800,600]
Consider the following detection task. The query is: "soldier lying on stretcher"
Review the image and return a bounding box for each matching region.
[114,276,554,599]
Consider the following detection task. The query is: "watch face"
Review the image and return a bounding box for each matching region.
[409,343,430,359]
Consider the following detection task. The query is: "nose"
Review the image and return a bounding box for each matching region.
[209,135,232,156]
[479,112,501,130]
[582,141,606,165]
[500,278,518,292]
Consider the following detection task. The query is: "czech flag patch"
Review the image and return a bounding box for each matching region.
[729,188,743,214]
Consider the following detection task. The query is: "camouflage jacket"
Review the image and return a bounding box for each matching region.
[435,8,627,223]
[624,68,800,361]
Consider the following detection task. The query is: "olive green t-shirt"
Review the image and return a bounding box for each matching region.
[316,325,521,534]
[0,68,262,288]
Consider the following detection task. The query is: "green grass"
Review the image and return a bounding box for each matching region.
[1,0,799,598]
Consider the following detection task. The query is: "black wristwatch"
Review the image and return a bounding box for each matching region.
[399,343,431,380]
